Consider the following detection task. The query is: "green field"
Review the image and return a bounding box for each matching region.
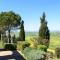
[49,32,60,49]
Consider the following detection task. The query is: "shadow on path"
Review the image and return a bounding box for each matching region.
[0,49,25,60]
[0,48,6,51]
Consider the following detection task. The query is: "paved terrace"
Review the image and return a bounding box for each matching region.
[0,49,25,60]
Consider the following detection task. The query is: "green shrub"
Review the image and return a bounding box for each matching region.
[4,44,17,51]
[12,34,17,44]
[29,37,38,48]
[23,47,46,60]
[55,47,60,58]
[37,38,50,48]
[17,41,24,51]
[47,51,53,59]
[37,45,47,52]
[16,37,20,41]
[22,42,30,49]
[17,41,30,51]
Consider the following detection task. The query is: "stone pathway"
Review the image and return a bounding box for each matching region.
[0,51,13,56]
[0,50,25,60]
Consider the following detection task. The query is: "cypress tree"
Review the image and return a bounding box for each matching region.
[19,20,25,41]
[39,12,50,48]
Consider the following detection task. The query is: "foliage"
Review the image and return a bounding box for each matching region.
[38,38,50,48]
[4,44,17,50]
[47,51,53,59]
[0,11,21,28]
[49,32,60,50]
[29,37,38,48]
[55,47,60,58]
[47,49,55,54]
[22,42,30,49]
[12,34,17,44]
[15,37,20,41]
[37,45,47,52]
[39,12,50,48]
[17,41,30,51]
[19,20,25,41]
[23,47,46,60]
[17,41,24,50]
[0,11,21,43]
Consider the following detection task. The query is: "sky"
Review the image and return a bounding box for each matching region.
[0,0,60,32]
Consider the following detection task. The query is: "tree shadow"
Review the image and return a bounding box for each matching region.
[0,50,25,60]
[0,48,6,51]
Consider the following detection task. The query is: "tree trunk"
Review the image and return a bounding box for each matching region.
[1,33,2,41]
[8,29,11,43]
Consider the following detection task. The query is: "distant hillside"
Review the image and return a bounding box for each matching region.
[9,31,38,37]
[25,32,38,37]
[50,31,60,37]
[9,31,60,37]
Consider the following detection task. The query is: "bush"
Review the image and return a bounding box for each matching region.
[37,45,47,52]
[17,41,24,51]
[4,44,17,51]
[37,37,50,48]
[55,47,60,58]
[22,42,30,49]
[47,51,53,59]
[12,34,17,44]
[23,47,46,60]
[28,37,38,49]
[17,41,30,51]
[16,37,20,41]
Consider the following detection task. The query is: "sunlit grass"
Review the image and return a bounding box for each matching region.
[49,34,60,50]
[0,41,4,48]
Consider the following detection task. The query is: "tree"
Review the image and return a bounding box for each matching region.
[0,13,7,41]
[12,34,17,43]
[0,11,21,43]
[39,12,50,48]
[19,20,25,41]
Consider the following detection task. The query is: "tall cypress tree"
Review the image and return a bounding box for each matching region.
[39,12,50,47]
[19,20,25,41]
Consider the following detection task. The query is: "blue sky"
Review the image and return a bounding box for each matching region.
[0,0,60,32]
